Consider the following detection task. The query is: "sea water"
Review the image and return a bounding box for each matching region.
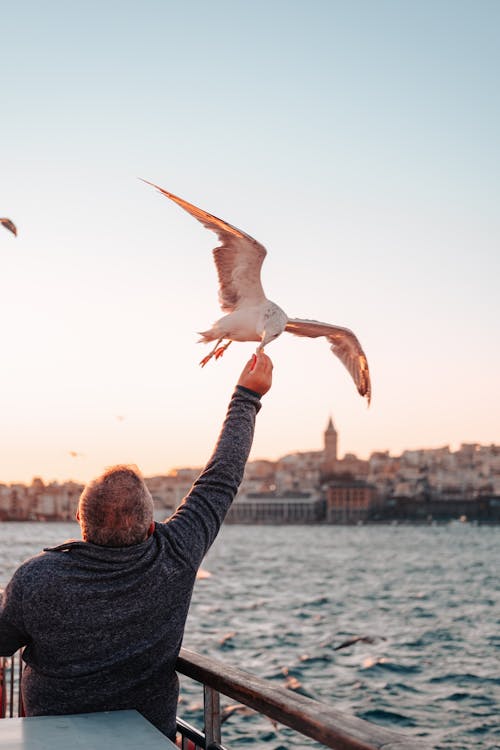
[1,522,498,749]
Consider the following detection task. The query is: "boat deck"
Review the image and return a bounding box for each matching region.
[0,710,176,749]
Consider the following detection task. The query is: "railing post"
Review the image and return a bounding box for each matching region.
[0,658,5,718]
[203,684,221,748]
[18,651,25,717]
[9,656,14,718]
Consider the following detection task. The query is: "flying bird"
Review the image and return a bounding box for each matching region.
[0,218,17,236]
[333,635,386,651]
[143,180,371,404]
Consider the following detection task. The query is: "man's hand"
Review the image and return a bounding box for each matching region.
[237,352,273,396]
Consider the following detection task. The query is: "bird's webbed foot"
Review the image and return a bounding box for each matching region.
[199,338,231,367]
[199,353,214,367]
[214,341,232,360]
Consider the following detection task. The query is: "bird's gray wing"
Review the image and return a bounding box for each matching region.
[0,218,17,236]
[285,318,371,404]
[143,180,267,312]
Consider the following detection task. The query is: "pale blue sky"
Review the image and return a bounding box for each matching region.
[1,1,499,483]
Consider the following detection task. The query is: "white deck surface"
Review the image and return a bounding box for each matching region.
[0,710,176,749]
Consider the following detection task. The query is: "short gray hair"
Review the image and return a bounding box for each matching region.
[78,464,154,547]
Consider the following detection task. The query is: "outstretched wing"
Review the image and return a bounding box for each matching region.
[142,180,267,312]
[0,218,17,236]
[285,318,371,404]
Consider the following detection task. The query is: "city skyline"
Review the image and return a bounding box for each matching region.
[0,418,497,488]
[1,1,499,484]
[1,420,498,524]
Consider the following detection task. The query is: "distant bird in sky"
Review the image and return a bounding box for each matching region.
[143,180,371,404]
[69,451,84,458]
[0,218,17,236]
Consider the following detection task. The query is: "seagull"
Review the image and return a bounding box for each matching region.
[0,218,17,236]
[333,635,385,651]
[143,180,371,404]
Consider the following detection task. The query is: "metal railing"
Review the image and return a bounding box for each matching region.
[0,652,25,719]
[1,649,429,749]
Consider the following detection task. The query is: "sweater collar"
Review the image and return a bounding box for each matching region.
[44,529,156,562]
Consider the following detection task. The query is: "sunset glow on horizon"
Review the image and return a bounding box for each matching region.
[1,1,499,485]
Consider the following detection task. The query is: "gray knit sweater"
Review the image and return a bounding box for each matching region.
[0,386,261,739]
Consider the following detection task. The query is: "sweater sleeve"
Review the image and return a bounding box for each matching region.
[0,571,29,656]
[159,386,261,569]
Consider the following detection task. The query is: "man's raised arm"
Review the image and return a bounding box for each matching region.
[159,353,273,568]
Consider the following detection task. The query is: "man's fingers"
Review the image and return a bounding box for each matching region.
[256,352,272,370]
[252,353,273,373]
[237,352,273,396]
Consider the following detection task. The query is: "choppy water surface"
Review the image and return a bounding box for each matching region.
[1,523,499,749]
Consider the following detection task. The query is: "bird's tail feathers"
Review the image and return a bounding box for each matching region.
[197,330,217,343]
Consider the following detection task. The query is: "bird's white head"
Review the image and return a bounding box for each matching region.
[260,303,288,347]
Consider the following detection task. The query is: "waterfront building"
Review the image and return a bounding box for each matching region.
[325,479,378,523]
[226,490,324,524]
[3,484,31,520]
[26,479,83,521]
